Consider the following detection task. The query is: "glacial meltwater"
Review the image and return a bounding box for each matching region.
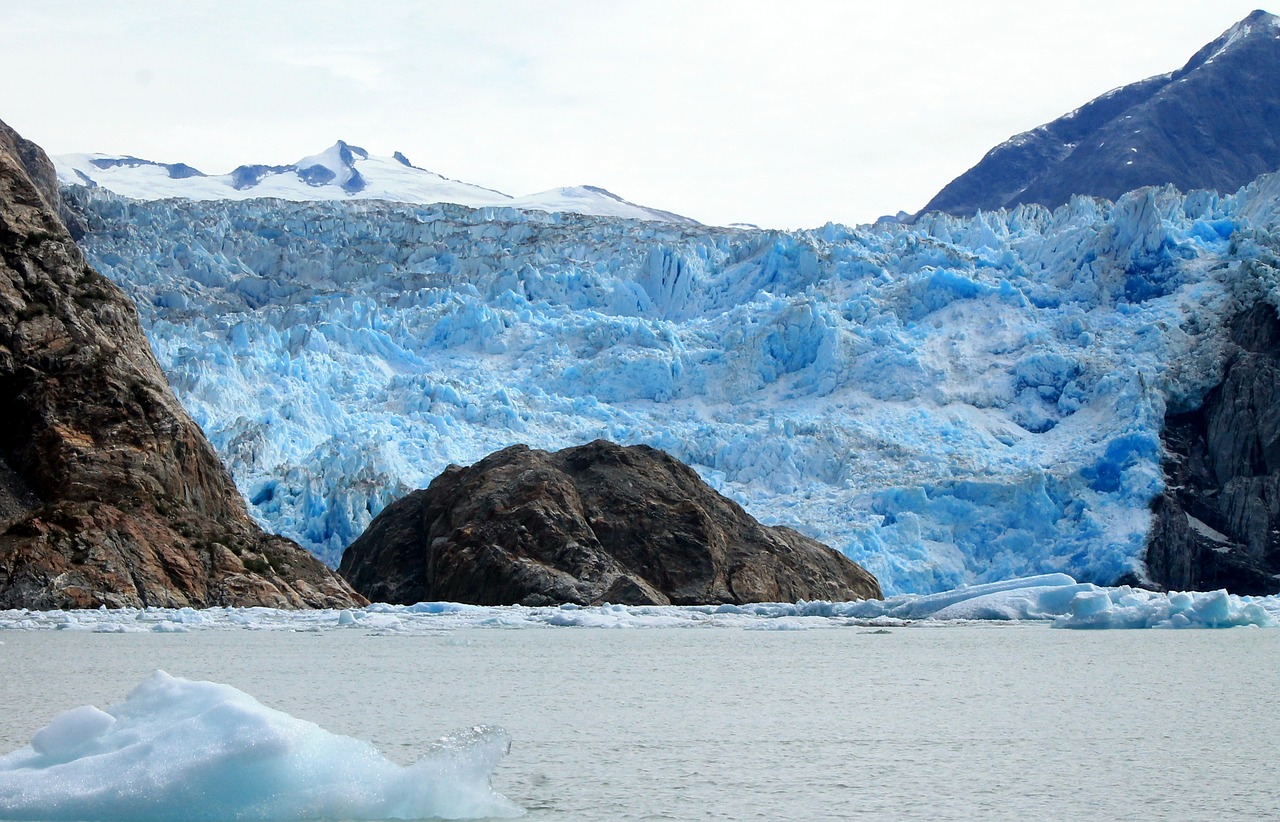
[1,625,1277,821]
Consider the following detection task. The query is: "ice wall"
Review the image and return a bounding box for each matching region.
[66,178,1280,595]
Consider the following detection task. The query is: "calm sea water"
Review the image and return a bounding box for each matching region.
[1,625,1277,820]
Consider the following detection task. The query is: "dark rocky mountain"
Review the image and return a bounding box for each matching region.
[339,440,882,606]
[923,10,1280,216]
[1146,303,1280,595]
[0,118,364,609]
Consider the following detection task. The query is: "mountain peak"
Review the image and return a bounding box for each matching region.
[1180,9,1280,72]
[333,140,368,162]
[921,11,1280,216]
[1239,7,1279,29]
[292,142,367,193]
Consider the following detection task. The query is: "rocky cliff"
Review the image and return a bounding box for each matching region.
[0,119,363,609]
[923,10,1280,216]
[1146,303,1280,595]
[339,440,883,606]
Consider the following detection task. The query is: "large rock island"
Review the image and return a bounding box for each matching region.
[339,439,882,606]
[0,119,363,609]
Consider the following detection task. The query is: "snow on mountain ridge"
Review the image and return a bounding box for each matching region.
[65,174,1280,595]
[506,185,698,224]
[52,143,697,224]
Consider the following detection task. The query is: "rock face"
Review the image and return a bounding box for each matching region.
[339,440,882,606]
[1146,304,1280,595]
[0,118,364,609]
[923,11,1280,216]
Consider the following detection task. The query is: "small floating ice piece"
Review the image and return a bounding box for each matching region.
[1054,586,1276,629]
[0,670,521,821]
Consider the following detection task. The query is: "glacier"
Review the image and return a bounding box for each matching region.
[63,171,1280,596]
[0,671,521,821]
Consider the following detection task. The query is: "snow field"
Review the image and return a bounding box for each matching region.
[53,145,692,224]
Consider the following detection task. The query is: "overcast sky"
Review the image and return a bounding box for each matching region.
[0,1,1270,228]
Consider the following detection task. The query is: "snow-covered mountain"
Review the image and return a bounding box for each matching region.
[63,171,1280,595]
[53,140,697,224]
[923,10,1280,216]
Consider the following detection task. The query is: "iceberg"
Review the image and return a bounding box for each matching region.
[0,671,521,821]
[1052,586,1276,629]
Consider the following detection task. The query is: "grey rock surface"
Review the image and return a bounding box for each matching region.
[1146,303,1280,594]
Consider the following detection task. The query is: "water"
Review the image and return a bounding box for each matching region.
[1,625,1277,820]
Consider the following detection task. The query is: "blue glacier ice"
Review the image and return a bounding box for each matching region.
[63,170,1280,595]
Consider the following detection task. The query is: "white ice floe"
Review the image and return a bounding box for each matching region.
[0,671,520,821]
[1,576,1274,632]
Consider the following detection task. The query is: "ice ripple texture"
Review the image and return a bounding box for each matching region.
[67,171,1280,594]
[0,671,521,821]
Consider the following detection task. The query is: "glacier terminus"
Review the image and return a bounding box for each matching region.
[58,167,1280,596]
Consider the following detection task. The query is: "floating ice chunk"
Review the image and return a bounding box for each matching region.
[358,613,404,632]
[927,580,1101,620]
[867,573,1082,620]
[1054,586,1275,629]
[0,671,521,821]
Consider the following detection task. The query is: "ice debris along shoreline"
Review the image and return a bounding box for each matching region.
[66,174,1280,595]
[0,671,521,822]
[1,576,1275,631]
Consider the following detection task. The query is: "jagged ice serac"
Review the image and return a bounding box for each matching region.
[62,170,1280,596]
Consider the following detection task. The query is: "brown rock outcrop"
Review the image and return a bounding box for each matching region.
[339,439,882,606]
[0,118,364,609]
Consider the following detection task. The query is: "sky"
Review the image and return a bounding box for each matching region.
[0,1,1271,228]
